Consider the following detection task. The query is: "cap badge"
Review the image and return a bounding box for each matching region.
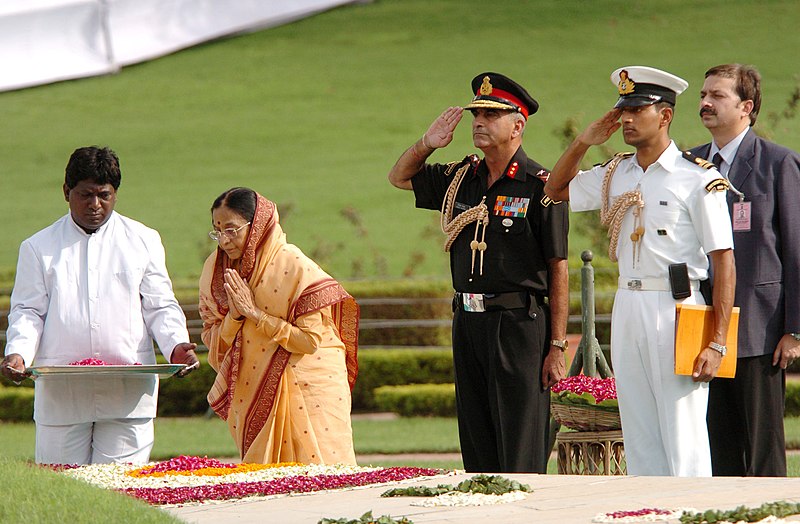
[479,76,493,95]
[617,70,635,95]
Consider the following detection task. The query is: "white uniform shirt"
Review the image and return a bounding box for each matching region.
[5,212,189,424]
[569,141,733,281]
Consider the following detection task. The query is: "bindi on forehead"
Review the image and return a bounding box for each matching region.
[213,217,246,228]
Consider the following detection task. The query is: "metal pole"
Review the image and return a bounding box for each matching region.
[577,250,612,378]
[549,250,614,452]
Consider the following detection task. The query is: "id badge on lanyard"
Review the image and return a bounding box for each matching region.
[727,179,750,232]
[732,201,751,232]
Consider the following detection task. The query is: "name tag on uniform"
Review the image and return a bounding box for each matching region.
[494,196,530,217]
[732,201,751,232]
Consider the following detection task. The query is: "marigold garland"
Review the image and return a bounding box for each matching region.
[127,457,300,478]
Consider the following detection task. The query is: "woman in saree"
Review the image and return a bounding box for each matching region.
[199,187,359,464]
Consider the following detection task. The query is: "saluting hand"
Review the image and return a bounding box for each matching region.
[578,108,622,146]
[422,106,463,150]
[223,268,259,322]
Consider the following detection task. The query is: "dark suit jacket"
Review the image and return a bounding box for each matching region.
[691,129,800,358]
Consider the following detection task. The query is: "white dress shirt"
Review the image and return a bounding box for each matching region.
[708,126,750,178]
[569,141,733,281]
[5,212,189,424]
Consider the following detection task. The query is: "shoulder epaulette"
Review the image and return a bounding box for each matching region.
[444,154,479,177]
[705,178,730,193]
[534,168,550,183]
[682,150,715,170]
[595,151,634,168]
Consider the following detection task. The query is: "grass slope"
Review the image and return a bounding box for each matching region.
[0,457,180,523]
[1,0,799,281]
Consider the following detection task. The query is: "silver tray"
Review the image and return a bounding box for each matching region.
[28,363,186,379]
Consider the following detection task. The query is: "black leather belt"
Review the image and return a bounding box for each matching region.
[453,291,542,312]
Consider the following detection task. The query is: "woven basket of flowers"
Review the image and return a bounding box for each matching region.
[550,375,621,432]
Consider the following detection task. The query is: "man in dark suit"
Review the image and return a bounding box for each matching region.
[691,63,800,476]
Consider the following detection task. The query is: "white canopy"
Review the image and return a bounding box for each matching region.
[0,0,361,92]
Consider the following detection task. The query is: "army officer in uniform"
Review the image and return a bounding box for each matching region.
[388,72,569,473]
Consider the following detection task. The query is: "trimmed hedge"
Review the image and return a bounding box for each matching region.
[161,347,456,415]
[0,374,34,389]
[352,348,453,412]
[0,386,34,421]
[2,352,799,420]
[374,383,456,417]
[156,353,216,417]
[348,279,453,347]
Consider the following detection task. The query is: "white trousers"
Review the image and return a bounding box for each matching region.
[35,418,154,465]
[611,289,711,477]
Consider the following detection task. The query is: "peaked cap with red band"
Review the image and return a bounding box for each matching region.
[464,72,539,119]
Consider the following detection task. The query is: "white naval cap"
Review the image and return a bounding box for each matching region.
[611,66,689,108]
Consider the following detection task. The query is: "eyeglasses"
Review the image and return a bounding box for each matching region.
[208,222,250,242]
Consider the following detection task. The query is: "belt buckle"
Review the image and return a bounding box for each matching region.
[462,293,485,312]
[627,279,642,290]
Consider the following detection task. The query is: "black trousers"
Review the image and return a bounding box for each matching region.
[707,353,786,476]
[451,303,550,473]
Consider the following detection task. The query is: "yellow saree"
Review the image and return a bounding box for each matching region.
[200,196,358,464]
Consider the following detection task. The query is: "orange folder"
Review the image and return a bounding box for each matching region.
[674,304,739,379]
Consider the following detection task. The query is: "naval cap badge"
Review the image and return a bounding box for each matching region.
[617,69,635,95]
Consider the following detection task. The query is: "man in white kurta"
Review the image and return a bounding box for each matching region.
[1,146,198,464]
[544,67,735,476]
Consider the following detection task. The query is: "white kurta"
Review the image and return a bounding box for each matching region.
[569,142,734,476]
[5,211,189,425]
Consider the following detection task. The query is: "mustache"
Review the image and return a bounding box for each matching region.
[699,108,716,117]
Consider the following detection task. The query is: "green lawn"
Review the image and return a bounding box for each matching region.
[0,457,180,523]
[0,416,460,462]
[3,416,800,476]
[1,0,799,283]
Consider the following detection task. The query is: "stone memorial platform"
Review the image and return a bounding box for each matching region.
[167,471,800,523]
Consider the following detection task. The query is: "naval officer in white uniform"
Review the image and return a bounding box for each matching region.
[544,66,735,476]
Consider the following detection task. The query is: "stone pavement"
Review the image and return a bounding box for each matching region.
[166,472,800,523]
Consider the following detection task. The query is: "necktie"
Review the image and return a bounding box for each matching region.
[712,153,724,172]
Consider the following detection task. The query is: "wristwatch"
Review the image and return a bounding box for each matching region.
[550,339,569,351]
[790,333,800,341]
[708,341,727,356]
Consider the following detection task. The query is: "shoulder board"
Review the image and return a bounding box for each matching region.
[534,168,550,183]
[682,150,715,170]
[705,178,730,193]
[444,154,479,177]
[595,151,634,168]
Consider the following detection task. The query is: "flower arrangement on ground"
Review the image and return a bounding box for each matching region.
[51,455,445,506]
[592,501,800,523]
